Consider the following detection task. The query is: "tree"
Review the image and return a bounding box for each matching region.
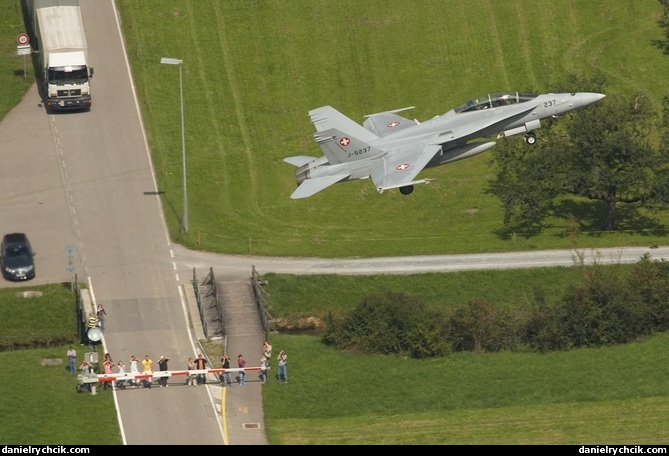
[563,93,658,229]
[489,88,668,231]
[487,126,571,231]
[657,0,669,53]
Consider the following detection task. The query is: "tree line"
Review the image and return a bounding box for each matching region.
[322,254,669,358]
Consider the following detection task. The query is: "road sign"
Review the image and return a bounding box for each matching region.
[17,33,29,45]
[17,45,31,56]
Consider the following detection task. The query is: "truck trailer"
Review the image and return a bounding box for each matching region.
[27,0,93,112]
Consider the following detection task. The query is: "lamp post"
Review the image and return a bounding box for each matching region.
[160,57,188,233]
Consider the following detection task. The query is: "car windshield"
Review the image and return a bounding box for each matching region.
[6,245,31,261]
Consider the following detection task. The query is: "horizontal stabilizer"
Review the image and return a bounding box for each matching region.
[290,175,350,199]
[284,156,317,167]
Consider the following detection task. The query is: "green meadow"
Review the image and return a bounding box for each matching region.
[1,0,668,445]
[261,332,669,445]
[115,0,669,257]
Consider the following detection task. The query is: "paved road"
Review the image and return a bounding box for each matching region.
[1,0,227,445]
[172,244,669,281]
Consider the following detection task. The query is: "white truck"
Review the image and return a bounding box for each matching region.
[27,0,93,112]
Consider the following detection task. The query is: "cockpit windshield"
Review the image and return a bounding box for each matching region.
[454,92,538,113]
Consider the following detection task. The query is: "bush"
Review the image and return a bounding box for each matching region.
[322,256,669,358]
[448,299,519,352]
[322,291,451,358]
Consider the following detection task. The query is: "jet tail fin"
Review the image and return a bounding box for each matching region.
[309,106,378,142]
[314,127,385,165]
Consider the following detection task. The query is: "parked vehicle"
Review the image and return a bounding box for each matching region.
[1,233,36,281]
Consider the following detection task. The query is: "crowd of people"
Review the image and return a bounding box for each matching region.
[72,339,288,391]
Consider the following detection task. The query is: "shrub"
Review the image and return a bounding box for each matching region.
[448,299,518,352]
[322,291,451,358]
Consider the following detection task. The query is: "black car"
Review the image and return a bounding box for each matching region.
[1,233,35,281]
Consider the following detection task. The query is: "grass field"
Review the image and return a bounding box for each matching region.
[1,0,669,446]
[0,285,120,445]
[115,0,669,257]
[0,0,34,121]
[260,332,669,444]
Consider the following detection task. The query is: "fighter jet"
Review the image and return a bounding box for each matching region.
[284,91,605,199]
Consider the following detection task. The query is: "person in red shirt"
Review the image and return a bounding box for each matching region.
[237,354,247,386]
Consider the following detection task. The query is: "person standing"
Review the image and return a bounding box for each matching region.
[194,353,208,385]
[220,353,233,387]
[129,355,140,388]
[102,357,114,389]
[79,360,93,392]
[67,346,77,375]
[116,361,127,390]
[237,354,247,385]
[86,312,99,341]
[141,355,153,373]
[277,350,288,383]
[263,340,272,359]
[186,357,196,386]
[86,312,98,329]
[157,355,170,387]
[259,354,268,383]
[96,304,107,331]
[141,355,153,388]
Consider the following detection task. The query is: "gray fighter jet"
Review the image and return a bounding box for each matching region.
[284,91,605,199]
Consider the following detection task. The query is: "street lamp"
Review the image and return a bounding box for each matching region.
[160,57,188,233]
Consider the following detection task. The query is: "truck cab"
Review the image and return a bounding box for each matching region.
[44,50,93,112]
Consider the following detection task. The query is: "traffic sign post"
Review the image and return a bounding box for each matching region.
[16,34,30,78]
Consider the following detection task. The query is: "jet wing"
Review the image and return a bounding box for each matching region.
[290,174,350,199]
[370,143,442,192]
[363,107,418,138]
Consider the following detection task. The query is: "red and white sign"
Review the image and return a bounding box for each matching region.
[339,137,351,146]
[17,33,29,45]
[396,163,410,171]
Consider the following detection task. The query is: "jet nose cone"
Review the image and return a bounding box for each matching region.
[581,92,606,106]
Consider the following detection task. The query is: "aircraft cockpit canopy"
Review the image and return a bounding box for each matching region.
[454,92,538,113]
